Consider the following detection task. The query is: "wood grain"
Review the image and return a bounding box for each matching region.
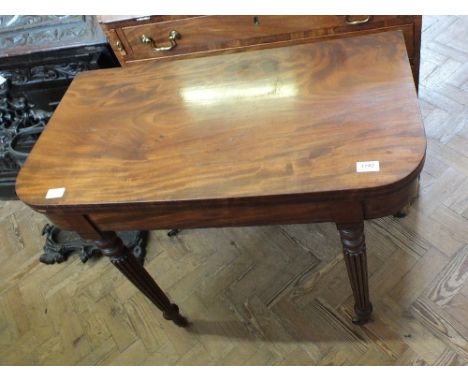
[1,16,465,365]
[121,16,415,60]
[14,29,425,333]
[427,245,468,306]
[16,31,425,213]
[99,15,421,88]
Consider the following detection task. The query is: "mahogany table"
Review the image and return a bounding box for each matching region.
[16,31,426,326]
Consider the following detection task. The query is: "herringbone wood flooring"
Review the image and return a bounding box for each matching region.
[0,16,467,365]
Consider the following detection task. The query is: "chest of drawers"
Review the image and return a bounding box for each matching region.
[98,15,422,88]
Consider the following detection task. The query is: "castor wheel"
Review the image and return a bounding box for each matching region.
[167,229,181,237]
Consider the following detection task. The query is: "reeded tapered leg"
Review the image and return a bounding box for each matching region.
[337,222,373,325]
[94,232,188,327]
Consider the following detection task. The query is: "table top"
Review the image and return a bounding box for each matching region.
[16,31,426,210]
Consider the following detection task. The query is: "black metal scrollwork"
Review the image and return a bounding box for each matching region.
[41,224,148,265]
[0,77,51,183]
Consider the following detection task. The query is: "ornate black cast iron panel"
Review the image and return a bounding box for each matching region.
[41,224,148,265]
[0,77,51,198]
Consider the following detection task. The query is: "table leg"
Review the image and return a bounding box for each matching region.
[94,231,188,327]
[336,222,373,325]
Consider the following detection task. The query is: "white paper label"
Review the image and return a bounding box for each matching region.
[45,187,65,199]
[356,161,380,173]
[0,75,6,86]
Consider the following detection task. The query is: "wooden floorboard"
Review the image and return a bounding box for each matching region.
[0,16,467,365]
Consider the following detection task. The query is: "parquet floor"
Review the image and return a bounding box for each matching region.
[0,16,467,366]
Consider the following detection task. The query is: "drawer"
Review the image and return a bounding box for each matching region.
[120,15,415,62]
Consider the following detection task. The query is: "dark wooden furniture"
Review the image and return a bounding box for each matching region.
[98,15,422,88]
[16,31,426,326]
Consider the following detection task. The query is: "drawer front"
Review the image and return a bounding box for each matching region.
[103,29,128,65]
[120,15,415,62]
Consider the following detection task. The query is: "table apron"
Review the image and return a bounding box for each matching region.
[44,177,419,234]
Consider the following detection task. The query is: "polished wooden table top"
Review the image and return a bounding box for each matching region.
[17,31,425,210]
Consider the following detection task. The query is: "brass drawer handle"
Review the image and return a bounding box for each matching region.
[140,30,181,51]
[115,40,126,53]
[344,16,372,25]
